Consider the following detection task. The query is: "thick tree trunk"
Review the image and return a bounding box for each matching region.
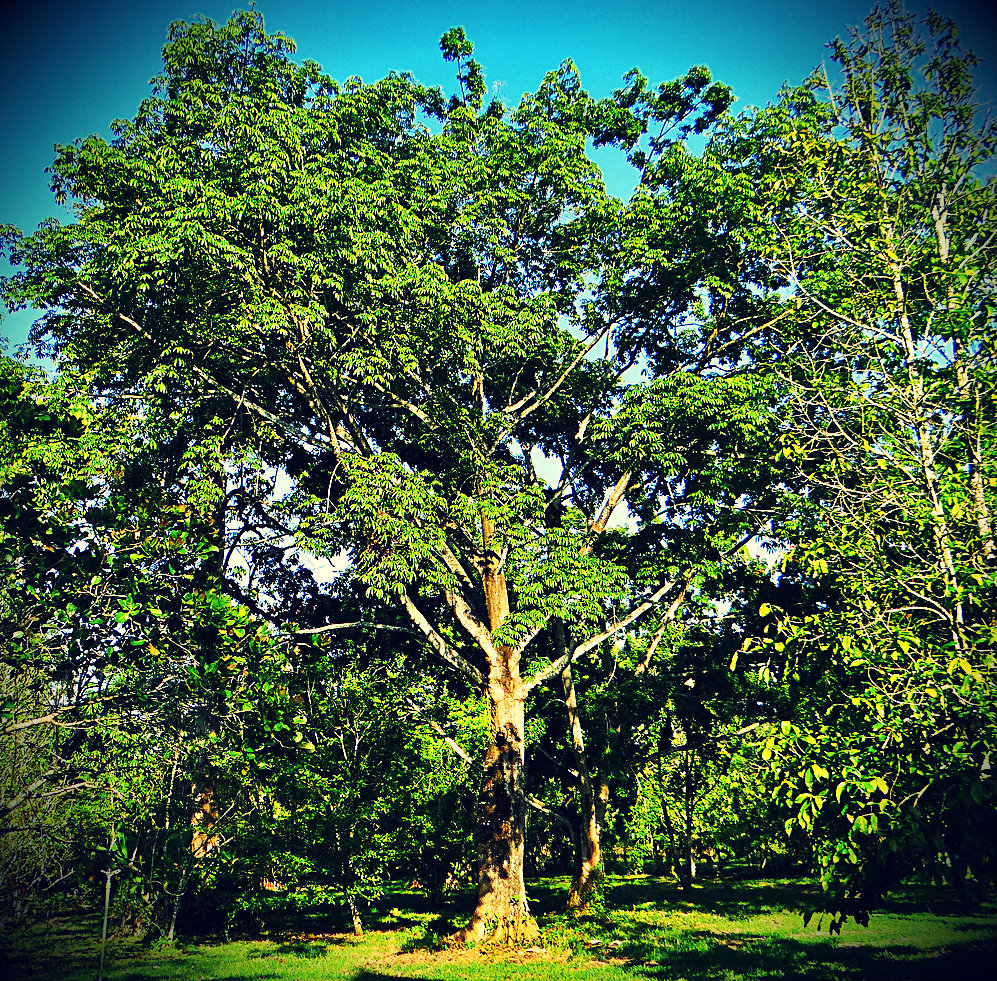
[190,777,218,857]
[460,513,538,944]
[460,674,538,944]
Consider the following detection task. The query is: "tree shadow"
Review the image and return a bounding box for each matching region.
[596,876,997,923]
[874,885,997,918]
[272,938,352,955]
[203,974,434,981]
[594,919,997,981]
[367,887,476,930]
[603,877,821,918]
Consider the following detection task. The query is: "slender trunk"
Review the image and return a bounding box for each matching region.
[97,864,117,981]
[347,892,363,937]
[554,623,604,913]
[167,859,191,943]
[150,748,180,887]
[956,355,995,564]
[660,796,686,887]
[682,754,696,892]
[890,262,968,651]
[936,195,994,565]
[164,773,215,941]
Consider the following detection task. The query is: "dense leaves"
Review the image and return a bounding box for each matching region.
[1,2,993,937]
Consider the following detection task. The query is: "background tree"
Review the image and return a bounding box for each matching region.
[0,352,302,936]
[716,1,996,925]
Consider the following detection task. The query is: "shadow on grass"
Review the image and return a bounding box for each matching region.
[874,886,997,918]
[194,974,435,981]
[353,973,435,981]
[602,920,997,981]
[602,877,820,919]
[597,875,997,921]
[271,938,353,956]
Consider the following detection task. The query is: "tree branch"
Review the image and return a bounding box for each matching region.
[524,577,677,692]
[399,591,485,688]
[404,699,475,766]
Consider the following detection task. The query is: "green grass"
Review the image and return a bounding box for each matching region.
[2,876,994,981]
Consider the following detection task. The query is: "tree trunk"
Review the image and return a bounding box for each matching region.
[556,638,605,914]
[459,512,539,944]
[567,777,608,912]
[460,675,538,944]
[346,892,363,938]
[190,777,218,857]
[681,752,696,892]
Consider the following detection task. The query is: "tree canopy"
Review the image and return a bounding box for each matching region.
[1,1,993,941]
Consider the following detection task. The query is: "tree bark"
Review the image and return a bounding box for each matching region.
[554,623,605,914]
[190,777,218,857]
[459,512,538,944]
[347,892,364,937]
[460,675,537,944]
[681,753,696,892]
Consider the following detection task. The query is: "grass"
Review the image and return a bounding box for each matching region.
[2,875,994,981]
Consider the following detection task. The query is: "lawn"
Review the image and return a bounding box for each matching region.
[2,876,994,981]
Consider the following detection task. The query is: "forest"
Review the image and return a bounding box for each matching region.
[0,1,994,974]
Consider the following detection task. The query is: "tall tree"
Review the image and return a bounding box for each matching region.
[716,2,996,922]
[2,12,789,939]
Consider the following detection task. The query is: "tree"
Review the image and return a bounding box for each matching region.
[716,2,996,923]
[2,11,796,939]
[0,356,146,856]
[0,352,295,935]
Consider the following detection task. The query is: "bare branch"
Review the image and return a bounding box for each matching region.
[293,621,424,639]
[399,591,485,688]
[586,471,632,547]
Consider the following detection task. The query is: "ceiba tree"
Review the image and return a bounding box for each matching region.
[3,12,783,938]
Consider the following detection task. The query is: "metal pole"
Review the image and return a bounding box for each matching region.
[97,867,116,981]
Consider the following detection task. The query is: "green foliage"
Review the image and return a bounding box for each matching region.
[712,0,997,922]
[1,6,782,928]
[2,1,993,936]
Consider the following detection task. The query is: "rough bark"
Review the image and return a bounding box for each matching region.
[190,778,218,857]
[458,513,539,944]
[460,678,537,944]
[567,775,608,912]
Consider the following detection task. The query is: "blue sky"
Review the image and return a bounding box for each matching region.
[2,0,994,349]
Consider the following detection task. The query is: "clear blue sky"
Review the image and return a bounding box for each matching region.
[2,0,994,349]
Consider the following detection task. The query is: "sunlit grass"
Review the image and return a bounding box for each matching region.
[3,876,994,981]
